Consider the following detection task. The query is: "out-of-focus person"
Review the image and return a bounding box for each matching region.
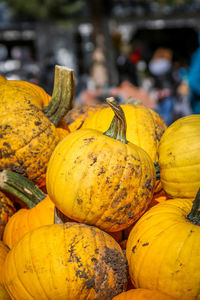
[188,32,200,114]
[149,47,179,125]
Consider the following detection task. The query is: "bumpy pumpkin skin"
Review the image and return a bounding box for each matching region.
[126,198,200,300]
[3,222,127,300]
[82,104,167,163]
[0,241,9,284]
[158,114,200,198]
[0,192,15,240]
[0,101,66,184]
[113,288,175,300]
[46,128,156,232]
[3,196,55,249]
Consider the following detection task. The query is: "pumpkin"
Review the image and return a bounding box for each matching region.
[0,169,56,249]
[3,222,128,300]
[0,283,10,300]
[81,103,166,163]
[47,97,156,232]
[126,188,200,300]
[65,103,107,132]
[0,191,15,240]
[112,288,175,300]
[0,65,74,185]
[0,241,9,283]
[158,114,200,198]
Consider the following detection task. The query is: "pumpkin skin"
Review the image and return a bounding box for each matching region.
[0,192,15,240]
[3,196,55,249]
[158,114,200,198]
[46,128,156,232]
[126,198,200,300]
[81,104,167,163]
[0,241,9,284]
[0,66,74,185]
[0,283,10,300]
[65,103,107,132]
[3,222,128,300]
[112,288,175,300]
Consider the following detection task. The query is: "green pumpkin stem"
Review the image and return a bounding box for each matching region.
[186,188,200,225]
[43,65,75,126]
[0,170,46,209]
[104,97,127,144]
[154,162,160,180]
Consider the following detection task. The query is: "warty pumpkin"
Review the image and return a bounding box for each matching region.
[157,114,200,198]
[112,288,175,300]
[3,222,128,300]
[47,97,156,232]
[126,188,200,300]
[0,65,74,185]
[0,191,15,240]
[0,240,9,284]
[0,169,57,249]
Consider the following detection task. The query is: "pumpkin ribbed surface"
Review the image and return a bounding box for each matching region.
[46,128,156,232]
[3,222,127,300]
[0,192,15,240]
[158,114,200,198]
[0,241,9,283]
[0,283,10,299]
[126,198,200,300]
[3,196,54,249]
[82,104,166,163]
[113,288,175,300]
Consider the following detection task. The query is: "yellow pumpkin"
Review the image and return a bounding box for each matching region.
[0,241,9,284]
[0,66,74,185]
[126,188,200,300]
[47,98,156,232]
[81,103,167,163]
[3,222,127,299]
[0,191,15,240]
[158,114,200,198]
[112,288,175,300]
[0,169,56,249]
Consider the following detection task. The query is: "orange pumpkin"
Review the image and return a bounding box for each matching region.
[0,66,74,186]
[112,288,175,300]
[3,222,128,299]
[0,192,15,240]
[47,97,156,232]
[0,169,55,249]
[0,241,9,284]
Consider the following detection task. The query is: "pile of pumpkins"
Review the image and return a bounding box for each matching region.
[0,65,199,300]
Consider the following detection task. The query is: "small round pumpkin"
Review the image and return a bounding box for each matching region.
[0,241,9,284]
[158,114,200,198]
[0,192,15,240]
[3,222,128,300]
[47,98,156,232]
[0,169,56,249]
[126,188,200,300]
[0,66,74,185]
[112,288,175,300]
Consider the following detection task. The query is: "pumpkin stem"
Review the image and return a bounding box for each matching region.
[0,170,46,209]
[104,97,127,144]
[43,65,75,126]
[186,188,200,225]
[154,162,160,180]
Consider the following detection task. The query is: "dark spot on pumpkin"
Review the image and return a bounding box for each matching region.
[114,184,120,191]
[98,167,105,176]
[83,137,95,144]
[76,269,88,279]
[9,163,26,176]
[128,212,134,218]
[142,243,149,247]
[143,179,152,190]
[77,198,83,205]
[3,142,11,149]
[90,157,97,166]
[85,277,95,289]
[34,121,42,126]
[95,248,99,254]
[132,245,136,253]
[91,257,97,262]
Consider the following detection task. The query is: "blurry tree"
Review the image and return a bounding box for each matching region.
[0,0,86,20]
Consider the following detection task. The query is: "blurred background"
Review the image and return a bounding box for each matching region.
[1,0,200,124]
